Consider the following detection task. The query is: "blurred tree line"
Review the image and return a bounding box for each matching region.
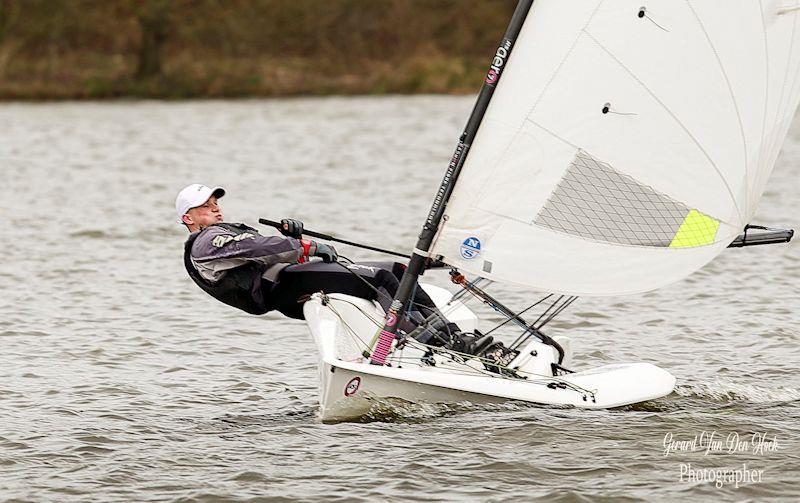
[0,0,517,99]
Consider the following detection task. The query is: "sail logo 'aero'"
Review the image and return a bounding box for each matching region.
[486,39,513,85]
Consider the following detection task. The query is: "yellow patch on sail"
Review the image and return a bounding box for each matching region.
[669,210,720,248]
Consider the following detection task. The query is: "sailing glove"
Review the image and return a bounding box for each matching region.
[300,239,338,263]
[279,218,304,238]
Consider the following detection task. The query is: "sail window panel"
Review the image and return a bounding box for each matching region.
[533,150,722,248]
[669,210,721,248]
[526,33,741,227]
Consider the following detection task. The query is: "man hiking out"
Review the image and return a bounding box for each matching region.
[176,183,513,361]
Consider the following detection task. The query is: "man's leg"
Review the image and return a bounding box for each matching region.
[268,261,404,320]
[354,262,459,345]
[370,262,442,322]
[270,260,514,367]
[267,261,454,343]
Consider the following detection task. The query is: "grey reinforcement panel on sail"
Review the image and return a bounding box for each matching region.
[534,150,690,247]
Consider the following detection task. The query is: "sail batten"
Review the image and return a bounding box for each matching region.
[430,0,800,296]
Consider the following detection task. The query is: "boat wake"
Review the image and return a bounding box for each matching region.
[347,398,477,424]
[674,379,800,404]
[329,397,572,424]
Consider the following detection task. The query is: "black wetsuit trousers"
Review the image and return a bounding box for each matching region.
[267,261,443,336]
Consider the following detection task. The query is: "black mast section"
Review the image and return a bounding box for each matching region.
[370,0,536,364]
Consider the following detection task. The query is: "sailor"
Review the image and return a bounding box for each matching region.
[176,183,487,352]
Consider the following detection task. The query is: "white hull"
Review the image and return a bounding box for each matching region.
[317,362,507,422]
[304,288,676,422]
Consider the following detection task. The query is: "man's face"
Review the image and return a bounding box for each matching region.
[183,196,224,229]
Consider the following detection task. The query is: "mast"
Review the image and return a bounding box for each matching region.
[370,0,536,364]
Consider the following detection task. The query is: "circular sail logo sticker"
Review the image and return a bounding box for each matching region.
[460,237,481,260]
[344,377,361,397]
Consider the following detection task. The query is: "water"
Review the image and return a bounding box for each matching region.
[0,96,798,501]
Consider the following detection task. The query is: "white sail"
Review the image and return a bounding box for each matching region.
[430,0,800,295]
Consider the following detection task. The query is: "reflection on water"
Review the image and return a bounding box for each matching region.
[1,97,798,500]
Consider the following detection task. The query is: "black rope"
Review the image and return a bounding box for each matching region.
[452,276,486,301]
[531,295,564,328]
[336,254,355,265]
[536,296,578,329]
[507,295,578,353]
[481,295,552,338]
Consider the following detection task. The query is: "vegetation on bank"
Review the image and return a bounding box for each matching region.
[0,0,517,99]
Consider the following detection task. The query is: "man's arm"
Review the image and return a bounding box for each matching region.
[192,226,302,267]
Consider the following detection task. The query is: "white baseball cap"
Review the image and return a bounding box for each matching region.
[175,184,226,223]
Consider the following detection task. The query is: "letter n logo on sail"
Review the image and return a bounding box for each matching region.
[460,237,481,259]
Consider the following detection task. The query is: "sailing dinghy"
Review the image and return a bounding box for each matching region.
[298,0,799,422]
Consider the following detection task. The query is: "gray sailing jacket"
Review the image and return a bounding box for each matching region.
[189,223,302,283]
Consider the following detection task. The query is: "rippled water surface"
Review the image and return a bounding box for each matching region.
[1,97,799,501]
